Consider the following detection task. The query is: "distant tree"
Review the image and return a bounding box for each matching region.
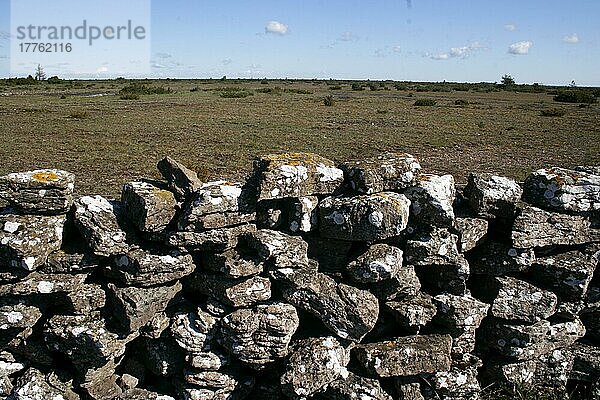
[35,64,46,81]
[570,80,577,88]
[501,74,515,86]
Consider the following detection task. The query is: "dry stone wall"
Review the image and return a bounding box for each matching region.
[0,152,599,400]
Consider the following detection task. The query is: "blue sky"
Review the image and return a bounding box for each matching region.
[1,0,598,85]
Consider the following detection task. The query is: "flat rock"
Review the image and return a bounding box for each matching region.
[354,335,453,377]
[166,224,256,251]
[121,180,177,235]
[0,169,75,215]
[523,167,600,213]
[242,229,309,270]
[201,247,264,278]
[280,337,350,399]
[0,213,65,271]
[421,364,480,400]
[405,228,461,266]
[157,156,202,200]
[74,195,129,256]
[512,206,599,248]
[490,277,558,323]
[112,248,195,287]
[281,270,379,342]
[44,250,101,274]
[178,181,255,231]
[468,241,535,275]
[405,174,456,227]
[170,308,218,355]
[9,368,79,400]
[0,272,86,297]
[347,244,403,283]
[117,388,175,400]
[340,152,421,194]
[252,153,344,200]
[463,173,523,220]
[432,293,490,331]
[219,302,299,369]
[386,292,437,334]
[369,266,421,301]
[319,373,393,400]
[0,303,42,347]
[319,193,410,241]
[190,274,271,308]
[107,281,182,333]
[455,217,488,252]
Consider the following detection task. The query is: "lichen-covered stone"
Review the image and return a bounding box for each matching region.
[489,277,558,323]
[9,368,79,400]
[201,248,264,278]
[107,281,182,333]
[219,302,299,369]
[571,342,600,382]
[320,372,393,400]
[354,335,453,377]
[468,241,535,275]
[523,167,600,213]
[370,266,421,301]
[181,372,254,400]
[0,303,42,347]
[187,351,228,371]
[0,272,86,297]
[512,206,599,248]
[347,244,403,283]
[288,196,319,233]
[0,213,65,271]
[340,152,421,194]
[319,193,411,241]
[405,174,456,227]
[73,195,129,256]
[166,224,256,251]
[0,169,75,215]
[44,250,101,273]
[463,173,523,219]
[121,180,177,236]
[280,337,350,399]
[178,181,256,231]
[112,248,195,287]
[281,269,379,342]
[117,388,175,400]
[190,274,271,308]
[455,217,488,252]
[405,228,461,266]
[386,292,437,334]
[421,364,481,400]
[64,284,106,315]
[157,156,202,200]
[242,229,309,270]
[253,153,344,200]
[531,248,599,301]
[171,309,218,355]
[432,294,490,331]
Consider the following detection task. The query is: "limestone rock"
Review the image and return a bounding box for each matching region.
[107,281,182,333]
[432,294,490,331]
[252,153,344,200]
[44,250,101,274]
[463,173,522,220]
[455,217,488,252]
[489,277,558,323]
[187,351,228,371]
[571,342,600,382]
[0,169,75,215]
[74,195,129,256]
[190,274,271,308]
[64,284,106,315]
[421,364,481,400]
[157,156,202,200]
[0,303,42,347]
[512,206,599,248]
[171,309,218,355]
[354,335,453,377]
[405,174,456,227]
[288,196,319,233]
[369,266,421,301]
[386,292,437,334]
[468,242,535,275]
[242,229,309,270]
[121,180,177,236]
[405,228,461,266]
[201,248,264,278]
[340,152,421,194]
[178,181,255,231]
[118,388,175,400]
[347,244,403,283]
[9,368,79,400]
[0,272,86,298]
[219,302,299,369]
[319,193,410,241]
[523,167,600,213]
[280,337,350,399]
[319,373,393,400]
[181,372,254,400]
[112,248,195,287]
[0,213,65,271]
[166,224,256,251]
[281,270,379,342]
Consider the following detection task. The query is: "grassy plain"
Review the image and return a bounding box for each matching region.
[0,79,598,197]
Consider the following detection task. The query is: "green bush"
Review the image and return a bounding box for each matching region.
[120,93,140,100]
[455,99,469,106]
[414,99,437,106]
[323,95,334,106]
[47,76,63,84]
[119,83,172,96]
[5,75,37,86]
[553,90,596,104]
[351,82,364,91]
[540,108,566,117]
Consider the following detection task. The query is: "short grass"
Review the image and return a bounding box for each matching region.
[0,79,598,197]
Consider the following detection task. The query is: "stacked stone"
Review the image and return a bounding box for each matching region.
[463,168,600,396]
[1,155,600,399]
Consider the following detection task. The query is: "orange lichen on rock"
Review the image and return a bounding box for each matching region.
[31,171,60,183]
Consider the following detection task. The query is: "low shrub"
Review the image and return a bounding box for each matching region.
[120,93,140,100]
[220,89,253,98]
[540,108,566,117]
[414,99,437,106]
[455,99,469,106]
[351,82,364,91]
[119,83,172,96]
[68,110,88,119]
[323,95,334,106]
[553,90,596,104]
[329,85,342,90]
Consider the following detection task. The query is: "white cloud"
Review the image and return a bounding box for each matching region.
[563,33,579,44]
[504,24,517,32]
[430,42,484,60]
[97,66,109,73]
[265,21,289,35]
[508,41,532,55]
[155,52,172,59]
